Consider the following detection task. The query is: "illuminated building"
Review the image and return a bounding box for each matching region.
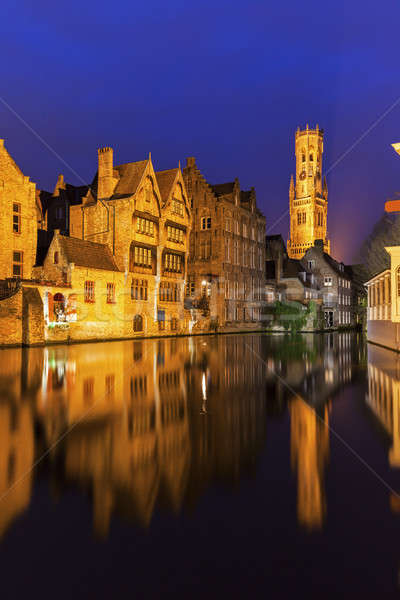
[287,125,330,259]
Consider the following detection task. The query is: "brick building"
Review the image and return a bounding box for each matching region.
[0,141,267,345]
[0,140,40,281]
[0,144,194,345]
[303,241,354,328]
[182,158,266,328]
[287,125,330,259]
[265,234,319,304]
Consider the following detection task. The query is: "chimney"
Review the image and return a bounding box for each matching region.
[53,174,65,197]
[97,147,115,199]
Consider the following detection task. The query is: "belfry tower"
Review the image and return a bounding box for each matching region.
[287,124,330,258]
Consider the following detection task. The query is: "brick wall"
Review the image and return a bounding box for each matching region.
[0,141,38,280]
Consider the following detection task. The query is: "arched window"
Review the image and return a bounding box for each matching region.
[201,216,211,230]
[309,153,314,161]
[53,293,65,322]
[301,150,306,162]
[54,251,59,264]
[133,314,143,332]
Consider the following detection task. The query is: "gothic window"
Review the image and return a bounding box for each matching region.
[54,251,59,264]
[201,216,211,230]
[310,153,314,161]
[302,212,306,224]
[133,314,143,332]
[302,150,306,162]
[297,212,302,225]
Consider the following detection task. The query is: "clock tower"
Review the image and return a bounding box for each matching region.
[287,124,330,258]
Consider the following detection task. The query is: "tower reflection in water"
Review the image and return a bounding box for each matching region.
[0,332,362,539]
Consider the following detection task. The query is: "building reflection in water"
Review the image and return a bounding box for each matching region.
[366,344,400,513]
[0,332,363,539]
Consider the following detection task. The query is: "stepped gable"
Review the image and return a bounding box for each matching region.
[210,181,235,197]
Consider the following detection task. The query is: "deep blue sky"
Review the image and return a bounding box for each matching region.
[1,0,399,262]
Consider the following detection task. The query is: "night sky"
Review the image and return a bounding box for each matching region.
[1,0,399,263]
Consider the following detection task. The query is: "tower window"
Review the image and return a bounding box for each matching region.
[310,153,314,161]
[302,153,306,162]
[302,212,306,224]
[54,251,59,264]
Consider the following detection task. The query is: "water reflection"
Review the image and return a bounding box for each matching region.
[0,332,366,539]
[366,344,400,514]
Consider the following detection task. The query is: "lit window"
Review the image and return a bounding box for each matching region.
[84,280,95,302]
[133,246,152,267]
[13,203,21,234]
[136,217,154,236]
[106,283,115,304]
[186,280,195,296]
[172,199,184,216]
[12,251,23,277]
[164,253,182,272]
[324,276,333,287]
[167,225,184,243]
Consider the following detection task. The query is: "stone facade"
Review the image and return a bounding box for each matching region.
[287,125,330,259]
[183,158,266,329]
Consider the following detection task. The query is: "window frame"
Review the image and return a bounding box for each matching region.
[84,280,95,303]
[12,250,23,278]
[12,203,21,234]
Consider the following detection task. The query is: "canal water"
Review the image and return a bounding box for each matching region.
[0,332,399,598]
